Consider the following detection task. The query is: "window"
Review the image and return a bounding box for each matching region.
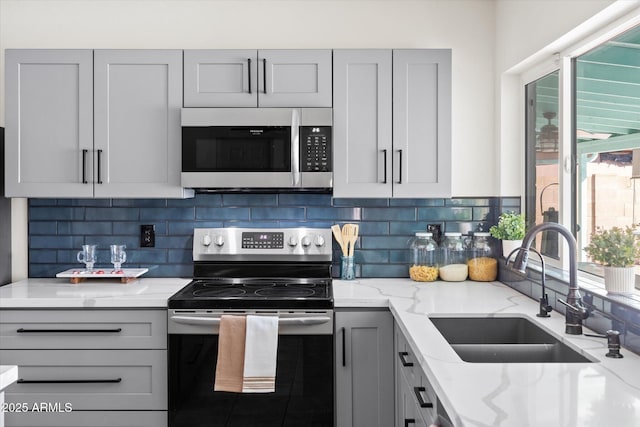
[525,71,561,260]
[524,23,640,284]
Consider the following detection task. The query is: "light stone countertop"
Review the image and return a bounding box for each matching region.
[1,277,639,425]
[0,278,190,308]
[0,365,18,392]
[334,278,640,427]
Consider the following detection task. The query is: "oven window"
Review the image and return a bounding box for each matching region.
[183,126,291,172]
[169,334,333,427]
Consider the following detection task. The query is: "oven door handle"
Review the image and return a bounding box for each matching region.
[170,315,332,326]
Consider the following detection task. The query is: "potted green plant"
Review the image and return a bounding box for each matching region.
[489,212,526,258]
[584,225,640,294]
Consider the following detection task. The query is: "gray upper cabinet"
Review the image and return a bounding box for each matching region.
[183,49,332,107]
[5,49,94,198]
[333,50,393,198]
[333,49,452,198]
[94,50,188,198]
[5,49,191,198]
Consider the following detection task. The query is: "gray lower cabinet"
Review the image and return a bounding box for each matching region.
[4,49,191,198]
[395,323,449,427]
[183,49,333,107]
[335,309,394,427]
[333,49,452,198]
[0,309,167,426]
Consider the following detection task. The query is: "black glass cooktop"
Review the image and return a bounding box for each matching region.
[168,277,333,310]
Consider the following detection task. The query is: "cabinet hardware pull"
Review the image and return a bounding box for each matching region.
[341,327,346,367]
[398,351,413,367]
[247,58,252,94]
[97,149,103,184]
[82,149,88,184]
[17,328,122,333]
[413,386,434,408]
[381,149,388,184]
[263,58,267,94]
[404,419,416,427]
[397,149,403,184]
[18,378,122,384]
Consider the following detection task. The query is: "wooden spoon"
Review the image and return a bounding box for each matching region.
[332,224,348,256]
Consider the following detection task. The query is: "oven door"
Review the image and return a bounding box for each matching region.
[181,108,300,189]
[168,310,334,427]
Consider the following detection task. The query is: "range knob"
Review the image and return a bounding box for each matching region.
[288,236,299,247]
[213,235,225,247]
[202,234,212,247]
[301,235,312,247]
[314,234,326,247]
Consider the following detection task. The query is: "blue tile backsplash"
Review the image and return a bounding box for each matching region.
[28,194,512,278]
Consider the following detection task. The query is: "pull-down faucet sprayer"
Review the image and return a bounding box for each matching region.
[511,222,589,335]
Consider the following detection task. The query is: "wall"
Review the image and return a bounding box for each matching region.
[28,194,516,278]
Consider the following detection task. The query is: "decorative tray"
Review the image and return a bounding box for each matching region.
[56,268,149,284]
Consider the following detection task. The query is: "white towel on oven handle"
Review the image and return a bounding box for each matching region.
[242,315,279,393]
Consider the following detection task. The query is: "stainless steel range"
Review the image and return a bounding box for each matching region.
[168,227,334,427]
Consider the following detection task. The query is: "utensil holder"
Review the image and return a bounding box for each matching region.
[340,256,355,280]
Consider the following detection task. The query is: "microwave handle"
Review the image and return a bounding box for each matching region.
[291,109,300,186]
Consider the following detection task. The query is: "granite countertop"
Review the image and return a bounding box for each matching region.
[1,277,639,425]
[334,278,640,427]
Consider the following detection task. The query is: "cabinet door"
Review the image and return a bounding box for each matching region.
[335,310,394,427]
[0,349,166,410]
[94,50,187,198]
[258,49,332,107]
[392,49,452,198]
[183,49,258,107]
[5,49,94,198]
[333,50,392,198]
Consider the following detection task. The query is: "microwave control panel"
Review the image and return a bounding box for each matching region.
[300,126,332,172]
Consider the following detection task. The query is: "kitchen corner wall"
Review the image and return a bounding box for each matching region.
[27,194,518,278]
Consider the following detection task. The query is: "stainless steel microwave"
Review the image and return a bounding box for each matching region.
[181,108,332,190]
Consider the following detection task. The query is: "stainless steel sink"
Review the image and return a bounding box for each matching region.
[429,316,596,363]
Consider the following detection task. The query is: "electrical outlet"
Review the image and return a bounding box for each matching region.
[141,224,155,248]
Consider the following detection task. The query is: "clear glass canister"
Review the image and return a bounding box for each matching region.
[439,232,468,281]
[467,232,497,281]
[409,232,439,282]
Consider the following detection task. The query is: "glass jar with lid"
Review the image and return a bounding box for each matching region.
[409,232,439,282]
[439,232,468,281]
[467,232,498,281]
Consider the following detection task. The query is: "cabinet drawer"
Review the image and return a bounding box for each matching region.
[416,369,438,422]
[0,310,166,349]
[5,410,167,426]
[0,349,166,410]
[394,326,417,384]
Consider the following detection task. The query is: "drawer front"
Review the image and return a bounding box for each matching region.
[416,369,438,422]
[5,410,167,426]
[394,326,416,384]
[0,349,167,410]
[0,310,166,349]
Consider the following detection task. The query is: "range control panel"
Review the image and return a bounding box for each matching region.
[300,126,332,172]
[193,227,333,262]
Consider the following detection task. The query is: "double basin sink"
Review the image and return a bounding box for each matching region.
[429,316,596,363]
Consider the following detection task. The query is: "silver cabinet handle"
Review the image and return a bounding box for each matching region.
[381,149,388,184]
[171,315,331,326]
[263,58,267,94]
[247,58,252,94]
[97,149,103,184]
[396,149,403,184]
[82,149,88,184]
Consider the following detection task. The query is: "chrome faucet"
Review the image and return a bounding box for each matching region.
[511,222,589,335]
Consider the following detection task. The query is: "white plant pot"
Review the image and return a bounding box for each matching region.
[501,240,523,259]
[603,266,635,294]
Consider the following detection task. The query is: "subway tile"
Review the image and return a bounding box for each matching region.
[362,236,411,250]
[473,207,492,221]
[355,250,389,264]
[193,193,223,207]
[333,198,388,207]
[250,207,305,220]
[30,250,58,263]
[113,199,167,208]
[279,193,332,206]
[361,264,407,278]
[30,207,85,221]
[140,207,194,221]
[155,236,192,250]
[30,235,75,249]
[356,222,389,235]
[417,207,472,221]
[222,194,277,206]
[86,207,139,221]
[279,220,334,229]
[306,207,362,221]
[167,197,197,208]
[169,221,223,235]
[363,207,416,221]
[126,250,169,264]
[446,198,492,207]
[223,220,281,228]
[69,221,113,235]
[390,250,410,264]
[196,207,250,221]
[168,249,192,264]
[58,198,112,207]
[390,198,444,207]
[30,222,58,235]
